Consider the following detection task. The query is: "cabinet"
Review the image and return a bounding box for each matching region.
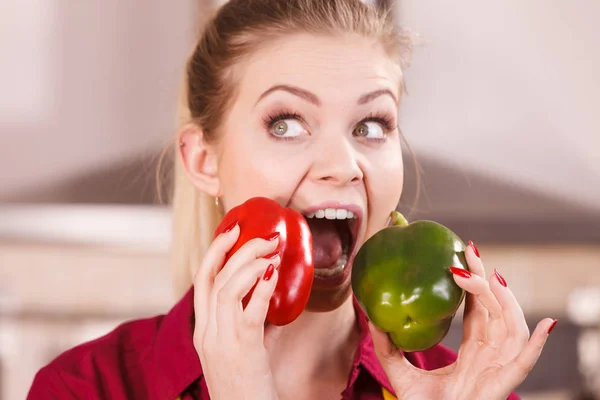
[0,240,173,400]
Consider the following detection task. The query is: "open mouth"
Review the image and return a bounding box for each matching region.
[302,207,360,279]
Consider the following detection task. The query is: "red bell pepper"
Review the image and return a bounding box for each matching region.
[213,196,314,326]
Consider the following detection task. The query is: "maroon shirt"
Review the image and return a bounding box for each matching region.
[27,288,520,399]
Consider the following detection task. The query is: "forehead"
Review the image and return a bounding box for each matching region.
[235,33,402,105]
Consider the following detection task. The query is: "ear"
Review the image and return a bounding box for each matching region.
[178,124,221,196]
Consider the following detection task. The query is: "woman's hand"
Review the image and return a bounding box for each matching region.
[192,221,283,400]
[369,242,556,400]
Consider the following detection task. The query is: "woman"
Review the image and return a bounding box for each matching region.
[28,0,556,399]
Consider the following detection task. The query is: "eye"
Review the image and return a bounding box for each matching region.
[263,110,309,140]
[271,119,306,138]
[353,121,385,139]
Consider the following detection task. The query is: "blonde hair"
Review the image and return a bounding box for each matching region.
[162,0,414,299]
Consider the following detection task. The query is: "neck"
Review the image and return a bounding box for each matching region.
[269,295,361,382]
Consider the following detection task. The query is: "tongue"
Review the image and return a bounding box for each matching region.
[308,219,343,269]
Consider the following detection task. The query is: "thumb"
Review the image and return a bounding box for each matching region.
[368,321,418,382]
[368,321,398,360]
[264,323,284,351]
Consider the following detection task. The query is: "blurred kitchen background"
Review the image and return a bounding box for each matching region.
[1,0,599,399]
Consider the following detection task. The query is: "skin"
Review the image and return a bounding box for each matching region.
[179,33,554,400]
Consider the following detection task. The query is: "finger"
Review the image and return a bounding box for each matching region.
[193,223,240,345]
[451,265,503,319]
[244,264,279,332]
[367,321,421,391]
[451,265,506,347]
[490,268,530,361]
[212,235,279,295]
[460,241,489,343]
[499,318,556,395]
[214,256,281,330]
[208,235,278,334]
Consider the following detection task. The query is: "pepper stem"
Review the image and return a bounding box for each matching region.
[390,210,409,227]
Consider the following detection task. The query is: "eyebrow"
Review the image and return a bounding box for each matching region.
[255,84,398,107]
[357,89,398,105]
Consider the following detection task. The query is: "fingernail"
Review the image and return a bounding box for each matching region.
[263,250,280,259]
[469,240,480,258]
[223,220,238,233]
[547,319,558,334]
[263,264,275,281]
[262,232,280,241]
[449,266,472,279]
[494,268,507,287]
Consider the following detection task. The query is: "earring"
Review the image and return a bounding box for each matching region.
[215,196,224,216]
[179,141,185,147]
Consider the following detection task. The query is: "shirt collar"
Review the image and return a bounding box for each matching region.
[152,286,202,400]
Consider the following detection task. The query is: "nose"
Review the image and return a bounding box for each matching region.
[311,136,363,186]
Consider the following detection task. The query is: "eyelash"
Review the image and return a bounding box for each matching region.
[262,109,396,142]
[262,109,304,141]
[361,111,396,138]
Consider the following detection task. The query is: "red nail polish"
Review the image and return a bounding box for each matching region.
[262,232,280,241]
[449,266,472,279]
[469,240,480,258]
[223,220,238,233]
[263,264,275,281]
[547,319,558,334]
[494,269,507,287]
[263,250,280,259]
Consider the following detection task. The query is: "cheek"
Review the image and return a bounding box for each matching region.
[218,138,309,206]
[370,146,404,198]
[381,156,404,203]
[365,149,404,231]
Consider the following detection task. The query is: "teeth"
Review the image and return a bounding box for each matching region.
[305,207,357,220]
[314,265,344,277]
[325,209,336,219]
[314,252,349,277]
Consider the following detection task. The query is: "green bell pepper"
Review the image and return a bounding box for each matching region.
[351,211,468,352]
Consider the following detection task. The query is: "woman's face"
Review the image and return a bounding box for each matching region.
[214,33,404,312]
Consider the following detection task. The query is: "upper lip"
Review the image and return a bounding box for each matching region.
[299,202,363,257]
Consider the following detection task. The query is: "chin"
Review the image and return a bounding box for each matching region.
[303,279,353,312]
